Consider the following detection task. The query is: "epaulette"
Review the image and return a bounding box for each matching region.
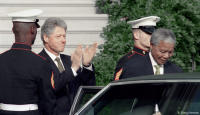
[133,47,147,56]
[118,50,135,65]
[127,50,136,58]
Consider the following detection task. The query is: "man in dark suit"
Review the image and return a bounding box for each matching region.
[119,28,182,79]
[0,9,55,115]
[114,16,160,80]
[39,17,97,115]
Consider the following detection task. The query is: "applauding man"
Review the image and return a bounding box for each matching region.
[39,17,97,115]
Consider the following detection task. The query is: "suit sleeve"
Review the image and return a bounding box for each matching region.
[172,63,183,73]
[77,64,96,85]
[165,62,183,74]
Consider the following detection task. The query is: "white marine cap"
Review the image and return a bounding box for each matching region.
[128,16,160,28]
[8,9,43,27]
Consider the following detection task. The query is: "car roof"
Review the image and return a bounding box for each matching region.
[112,72,200,83]
[75,72,200,115]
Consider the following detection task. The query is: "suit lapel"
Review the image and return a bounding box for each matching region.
[39,49,60,74]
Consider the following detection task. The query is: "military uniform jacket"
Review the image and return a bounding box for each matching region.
[120,52,182,79]
[0,43,55,115]
[114,46,147,80]
[39,49,96,115]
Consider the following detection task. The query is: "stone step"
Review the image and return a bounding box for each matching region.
[0,0,97,15]
[0,0,106,55]
[0,30,104,46]
[0,44,101,55]
[0,15,108,31]
[0,44,94,55]
[0,0,95,3]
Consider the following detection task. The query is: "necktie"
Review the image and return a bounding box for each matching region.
[55,57,65,73]
[154,65,161,75]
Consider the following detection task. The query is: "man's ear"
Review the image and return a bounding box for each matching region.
[133,29,140,40]
[43,34,49,43]
[31,26,37,34]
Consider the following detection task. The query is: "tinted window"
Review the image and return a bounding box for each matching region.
[76,91,98,112]
[70,86,103,115]
[79,83,200,115]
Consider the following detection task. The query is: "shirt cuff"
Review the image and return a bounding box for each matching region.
[71,67,78,77]
[83,64,93,71]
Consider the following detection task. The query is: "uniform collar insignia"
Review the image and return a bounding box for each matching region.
[143,51,146,55]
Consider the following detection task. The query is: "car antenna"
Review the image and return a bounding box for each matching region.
[130,98,138,112]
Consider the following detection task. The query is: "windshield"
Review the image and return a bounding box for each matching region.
[79,82,200,115]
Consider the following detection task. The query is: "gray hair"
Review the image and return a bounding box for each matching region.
[150,28,176,45]
[41,17,67,43]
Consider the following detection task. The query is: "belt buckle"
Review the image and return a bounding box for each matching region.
[29,104,33,111]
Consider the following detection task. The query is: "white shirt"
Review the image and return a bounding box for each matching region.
[44,48,93,77]
[149,52,164,75]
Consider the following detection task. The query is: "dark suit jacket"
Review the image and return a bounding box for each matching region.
[39,49,96,115]
[120,53,182,79]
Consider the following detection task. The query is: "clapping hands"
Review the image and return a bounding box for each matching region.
[71,43,97,72]
[82,43,98,66]
[71,45,83,72]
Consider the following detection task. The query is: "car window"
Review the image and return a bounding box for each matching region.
[79,83,200,115]
[70,86,103,115]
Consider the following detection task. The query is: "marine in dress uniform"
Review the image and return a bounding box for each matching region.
[0,9,55,115]
[39,17,96,115]
[114,16,160,80]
